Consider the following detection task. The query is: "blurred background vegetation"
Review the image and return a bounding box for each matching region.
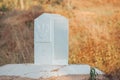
[0,0,67,11]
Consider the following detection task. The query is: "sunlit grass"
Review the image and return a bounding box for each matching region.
[69,12,120,74]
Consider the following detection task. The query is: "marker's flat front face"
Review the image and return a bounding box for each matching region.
[34,16,51,43]
[34,15,53,65]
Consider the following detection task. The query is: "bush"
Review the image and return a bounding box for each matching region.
[54,0,63,5]
[0,4,9,12]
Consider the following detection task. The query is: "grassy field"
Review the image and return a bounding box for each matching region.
[0,0,120,79]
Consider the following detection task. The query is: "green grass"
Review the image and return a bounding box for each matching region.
[89,67,98,80]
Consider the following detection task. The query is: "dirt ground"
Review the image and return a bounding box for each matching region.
[0,75,109,80]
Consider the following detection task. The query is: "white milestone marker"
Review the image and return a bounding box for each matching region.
[34,13,69,65]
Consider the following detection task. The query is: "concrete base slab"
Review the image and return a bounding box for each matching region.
[0,64,104,79]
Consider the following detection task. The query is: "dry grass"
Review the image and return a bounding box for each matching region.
[0,13,34,65]
[0,0,120,79]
